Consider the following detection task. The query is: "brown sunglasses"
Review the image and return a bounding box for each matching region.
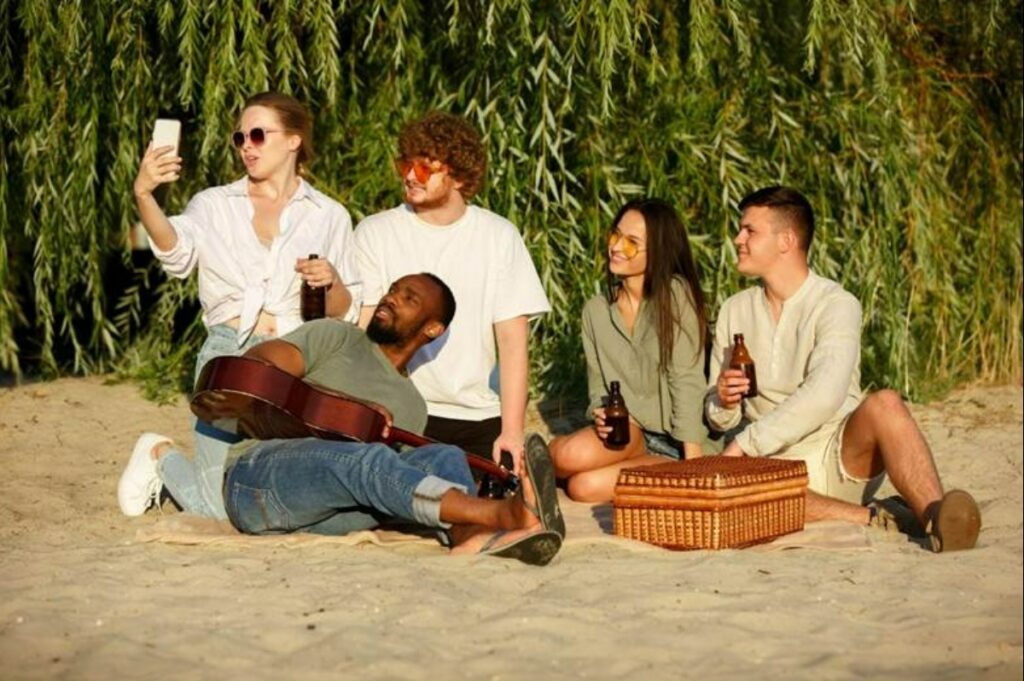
[232,127,284,148]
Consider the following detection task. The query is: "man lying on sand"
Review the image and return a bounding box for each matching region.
[706,186,981,552]
[120,273,565,566]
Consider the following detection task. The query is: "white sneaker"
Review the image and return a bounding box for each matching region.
[117,433,173,516]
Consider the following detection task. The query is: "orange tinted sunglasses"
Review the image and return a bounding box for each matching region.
[607,232,646,260]
[395,158,448,183]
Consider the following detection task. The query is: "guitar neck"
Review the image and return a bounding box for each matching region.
[387,427,514,482]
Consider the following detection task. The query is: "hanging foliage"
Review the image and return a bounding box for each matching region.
[1,0,1021,402]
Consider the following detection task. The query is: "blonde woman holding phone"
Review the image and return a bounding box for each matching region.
[118,91,360,520]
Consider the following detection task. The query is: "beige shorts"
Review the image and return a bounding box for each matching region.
[774,413,885,505]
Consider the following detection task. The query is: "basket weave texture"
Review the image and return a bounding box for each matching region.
[613,456,808,550]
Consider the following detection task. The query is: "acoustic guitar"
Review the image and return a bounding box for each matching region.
[190,356,519,497]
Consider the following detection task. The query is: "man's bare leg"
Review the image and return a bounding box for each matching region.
[805,490,870,524]
[440,464,544,555]
[839,390,944,524]
[836,390,979,550]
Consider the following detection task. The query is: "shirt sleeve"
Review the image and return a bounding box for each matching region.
[492,228,551,323]
[353,218,385,311]
[325,205,361,323]
[704,304,743,432]
[581,302,604,414]
[281,319,354,374]
[151,194,204,278]
[735,295,862,456]
[666,281,709,443]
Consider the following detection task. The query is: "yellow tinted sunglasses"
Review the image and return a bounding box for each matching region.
[607,232,646,260]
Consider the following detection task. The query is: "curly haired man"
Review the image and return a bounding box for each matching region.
[354,112,550,473]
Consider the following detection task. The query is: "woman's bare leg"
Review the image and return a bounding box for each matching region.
[550,422,674,502]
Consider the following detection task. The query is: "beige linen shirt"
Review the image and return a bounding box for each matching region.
[705,271,863,456]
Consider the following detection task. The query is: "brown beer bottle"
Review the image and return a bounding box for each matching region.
[604,380,631,448]
[300,254,326,321]
[729,333,758,398]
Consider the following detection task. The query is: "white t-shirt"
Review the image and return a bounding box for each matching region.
[354,204,550,420]
[153,177,361,344]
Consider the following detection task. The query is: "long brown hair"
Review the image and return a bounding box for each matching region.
[243,91,314,173]
[604,198,708,369]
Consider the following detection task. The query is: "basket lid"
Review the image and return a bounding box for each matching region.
[616,456,807,490]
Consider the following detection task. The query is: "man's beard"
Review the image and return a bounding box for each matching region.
[366,316,401,345]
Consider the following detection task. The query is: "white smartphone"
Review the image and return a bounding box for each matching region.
[151,118,181,157]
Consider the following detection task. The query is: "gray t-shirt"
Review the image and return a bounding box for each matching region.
[284,319,428,434]
[227,320,427,466]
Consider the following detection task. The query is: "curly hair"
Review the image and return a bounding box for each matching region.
[398,112,487,199]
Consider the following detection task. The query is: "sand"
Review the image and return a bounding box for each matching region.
[0,377,1020,680]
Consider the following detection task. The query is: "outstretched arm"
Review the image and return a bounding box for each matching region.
[243,339,306,377]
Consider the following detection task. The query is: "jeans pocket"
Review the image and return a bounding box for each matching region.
[227,483,290,534]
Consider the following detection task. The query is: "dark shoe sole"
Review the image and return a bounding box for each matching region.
[485,529,563,566]
[524,434,566,539]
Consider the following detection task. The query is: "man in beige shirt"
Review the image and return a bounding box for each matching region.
[705,186,980,552]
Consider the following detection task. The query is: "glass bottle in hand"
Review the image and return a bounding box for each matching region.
[729,333,758,398]
[604,380,630,448]
[300,253,326,321]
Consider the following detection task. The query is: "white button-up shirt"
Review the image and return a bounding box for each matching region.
[705,271,863,456]
[152,177,360,344]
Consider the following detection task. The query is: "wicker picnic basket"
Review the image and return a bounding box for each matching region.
[613,456,808,550]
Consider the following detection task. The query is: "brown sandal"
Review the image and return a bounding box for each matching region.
[928,490,981,553]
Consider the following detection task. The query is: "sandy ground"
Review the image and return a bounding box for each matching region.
[0,377,1020,680]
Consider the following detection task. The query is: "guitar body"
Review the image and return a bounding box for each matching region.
[191,356,517,494]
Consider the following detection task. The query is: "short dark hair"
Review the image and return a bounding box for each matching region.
[420,272,456,328]
[738,186,815,251]
[398,112,487,199]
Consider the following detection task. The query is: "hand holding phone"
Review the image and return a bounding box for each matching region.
[134,119,182,197]
[151,119,181,157]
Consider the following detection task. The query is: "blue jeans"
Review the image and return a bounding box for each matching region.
[157,324,270,519]
[223,440,473,536]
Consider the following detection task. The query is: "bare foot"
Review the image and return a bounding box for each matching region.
[449,524,544,556]
[496,466,542,531]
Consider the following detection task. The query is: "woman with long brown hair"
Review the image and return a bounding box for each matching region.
[549,198,709,502]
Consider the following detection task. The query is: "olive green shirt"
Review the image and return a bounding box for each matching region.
[228,320,426,465]
[582,278,708,445]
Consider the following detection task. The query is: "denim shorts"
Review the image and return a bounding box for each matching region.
[643,431,682,460]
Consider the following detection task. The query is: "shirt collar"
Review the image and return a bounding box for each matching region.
[759,269,817,307]
[226,176,323,209]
